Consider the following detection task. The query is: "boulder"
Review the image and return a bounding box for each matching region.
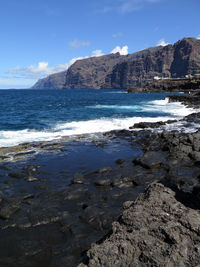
[0,203,20,220]
[80,183,200,267]
[133,151,165,169]
[94,178,112,187]
[72,173,86,184]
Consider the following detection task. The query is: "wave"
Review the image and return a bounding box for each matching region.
[87,99,196,117]
[0,97,197,147]
[143,99,196,117]
[163,120,200,133]
[0,116,179,147]
[149,97,170,105]
[105,91,128,94]
[87,105,141,110]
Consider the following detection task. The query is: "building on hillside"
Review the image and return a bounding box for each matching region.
[153,76,169,80]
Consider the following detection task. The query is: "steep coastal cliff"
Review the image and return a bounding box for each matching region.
[32,37,200,89]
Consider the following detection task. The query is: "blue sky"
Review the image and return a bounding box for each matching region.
[0,0,199,88]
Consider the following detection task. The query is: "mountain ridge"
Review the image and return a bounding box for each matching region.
[32,37,200,90]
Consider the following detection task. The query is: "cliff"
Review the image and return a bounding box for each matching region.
[64,53,125,89]
[31,70,66,89]
[32,37,200,90]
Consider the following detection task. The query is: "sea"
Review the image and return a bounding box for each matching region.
[0,89,196,147]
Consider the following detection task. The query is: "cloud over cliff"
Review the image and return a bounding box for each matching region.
[7,45,128,81]
[157,38,169,46]
[111,45,128,55]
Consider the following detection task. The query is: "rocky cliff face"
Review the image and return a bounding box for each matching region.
[64,53,125,89]
[32,71,66,89]
[31,38,200,89]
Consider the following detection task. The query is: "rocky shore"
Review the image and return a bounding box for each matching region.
[127,78,200,93]
[79,182,200,267]
[0,93,200,266]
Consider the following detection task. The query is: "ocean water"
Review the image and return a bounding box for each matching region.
[0,89,195,147]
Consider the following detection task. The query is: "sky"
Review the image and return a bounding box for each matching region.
[0,0,199,89]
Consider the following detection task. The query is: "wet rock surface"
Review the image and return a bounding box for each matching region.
[78,109,200,266]
[80,182,200,267]
[129,119,177,129]
[0,136,145,266]
[1,106,200,266]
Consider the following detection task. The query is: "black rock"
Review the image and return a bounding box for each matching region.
[115,159,125,165]
[94,178,112,187]
[80,183,200,267]
[72,173,86,184]
[133,151,165,169]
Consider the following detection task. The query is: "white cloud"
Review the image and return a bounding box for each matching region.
[6,49,104,81]
[111,45,128,55]
[100,0,162,14]
[119,0,142,13]
[3,58,86,88]
[8,62,70,79]
[197,34,200,40]
[3,45,129,88]
[157,38,169,47]
[7,57,89,81]
[112,32,123,38]
[69,39,90,48]
[92,50,104,57]
[1,58,86,88]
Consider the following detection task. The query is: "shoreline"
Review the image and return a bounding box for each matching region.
[0,93,197,161]
[0,90,195,149]
[127,77,200,93]
[0,92,200,266]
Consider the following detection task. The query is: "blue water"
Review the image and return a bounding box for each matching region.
[0,89,192,146]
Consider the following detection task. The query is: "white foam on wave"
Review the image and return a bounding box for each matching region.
[88,98,196,117]
[105,91,127,94]
[150,97,170,105]
[144,98,196,117]
[0,116,176,147]
[87,105,141,110]
[163,121,200,133]
[0,97,198,147]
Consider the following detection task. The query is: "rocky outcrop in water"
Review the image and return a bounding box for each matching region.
[79,182,200,267]
[168,91,200,108]
[32,37,200,89]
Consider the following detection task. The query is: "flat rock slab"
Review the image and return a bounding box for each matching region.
[80,182,200,267]
[134,151,165,169]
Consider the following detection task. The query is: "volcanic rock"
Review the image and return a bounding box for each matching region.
[80,182,200,267]
[133,151,165,169]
